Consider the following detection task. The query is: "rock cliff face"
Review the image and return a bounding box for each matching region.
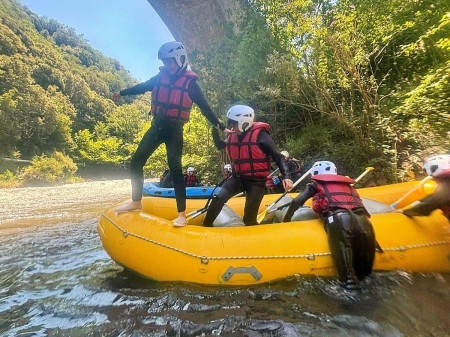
[147,0,245,53]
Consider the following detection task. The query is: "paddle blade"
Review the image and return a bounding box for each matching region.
[353,166,374,185]
[256,208,269,224]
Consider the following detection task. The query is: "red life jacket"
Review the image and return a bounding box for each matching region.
[265,175,275,189]
[226,122,271,178]
[311,174,365,214]
[184,174,198,187]
[151,69,198,122]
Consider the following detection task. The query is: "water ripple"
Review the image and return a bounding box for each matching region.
[0,219,449,337]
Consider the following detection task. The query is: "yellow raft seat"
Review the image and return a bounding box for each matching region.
[98,180,449,286]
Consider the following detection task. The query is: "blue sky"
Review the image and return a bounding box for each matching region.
[20,0,174,81]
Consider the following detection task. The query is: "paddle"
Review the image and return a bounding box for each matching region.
[256,168,312,224]
[184,167,281,222]
[352,166,374,186]
[267,166,376,214]
[390,175,433,209]
[180,178,227,223]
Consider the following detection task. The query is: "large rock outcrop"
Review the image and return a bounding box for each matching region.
[147,0,245,53]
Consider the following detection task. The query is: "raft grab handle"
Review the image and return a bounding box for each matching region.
[222,266,262,282]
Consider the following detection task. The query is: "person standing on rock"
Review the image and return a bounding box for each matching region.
[112,41,230,226]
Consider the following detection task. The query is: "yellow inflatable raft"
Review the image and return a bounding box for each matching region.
[98,180,450,286]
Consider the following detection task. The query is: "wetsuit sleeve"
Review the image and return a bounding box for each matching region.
[120,74,159,96]
[188,80,226,131]
[284,182,317,222]
[211,127,226,150]
[402,194,442,217]
[258,131,291,179]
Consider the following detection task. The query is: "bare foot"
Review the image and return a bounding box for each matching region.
[173,212,187,227]
[115,200,142,213]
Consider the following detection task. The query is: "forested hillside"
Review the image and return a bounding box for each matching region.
[0,0,449,187]
[196,0,449,182]
[0,0,150,184]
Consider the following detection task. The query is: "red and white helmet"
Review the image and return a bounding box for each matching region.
[424,154,450,177]
[226,105,255,132]
[187,166,195,173]
[311,161,337,175]
[158,41,188,68]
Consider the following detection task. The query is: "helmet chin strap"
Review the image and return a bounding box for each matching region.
[175,64,187,75]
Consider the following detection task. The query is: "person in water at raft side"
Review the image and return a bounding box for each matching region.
[398,154,450,221]
[283,161,376,290]
[203,105,293,226]
[112,41,231,226]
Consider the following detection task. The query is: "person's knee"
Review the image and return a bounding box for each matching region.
[130,155,146,172]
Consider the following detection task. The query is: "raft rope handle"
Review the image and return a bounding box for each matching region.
[101,214,450,262]
[101,214,331,261]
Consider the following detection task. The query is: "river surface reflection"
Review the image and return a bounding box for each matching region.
[0,218,449,337]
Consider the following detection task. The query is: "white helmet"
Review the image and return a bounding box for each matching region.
[226,105,255,132]
[187,166,195,173]
[158,41,188,68]
[281,150,289,158]
[224,164,232,172]
[311,161,337,175]
[424,154,450,177]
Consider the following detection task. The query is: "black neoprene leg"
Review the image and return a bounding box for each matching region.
[241,178,266,225]
[203,176,242,226]
[164,125,185,212]
[351,213,376,280]
[130,124,162,201]
[326,211,359,288]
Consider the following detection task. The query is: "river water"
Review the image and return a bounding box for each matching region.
[0,182,449,337]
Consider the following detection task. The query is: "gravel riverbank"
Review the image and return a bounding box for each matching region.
[0,179,132,234]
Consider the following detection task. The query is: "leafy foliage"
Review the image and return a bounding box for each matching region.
[0,0,136,160]
[18,151,78,186]
[194,0,449,181]
[0,0,448,187]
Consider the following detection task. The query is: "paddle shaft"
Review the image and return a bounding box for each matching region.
[269,168,312,209]
[352,166,374,185]
[268,166,375,214]
[184,178,226,219]
[256,169,312,223]
[390,175,432,209]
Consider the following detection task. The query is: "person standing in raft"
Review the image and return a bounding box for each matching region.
[204,105,293,226]
[283,161,376,290]
[112,41,230,226]
[399,154,450,221]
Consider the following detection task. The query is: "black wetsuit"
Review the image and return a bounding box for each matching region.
[203,128,291,226]
[285,181,375,288]
[403,177,450,220]
[120,71,224,212]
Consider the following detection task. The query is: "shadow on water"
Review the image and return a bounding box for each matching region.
[0,219,449,337]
